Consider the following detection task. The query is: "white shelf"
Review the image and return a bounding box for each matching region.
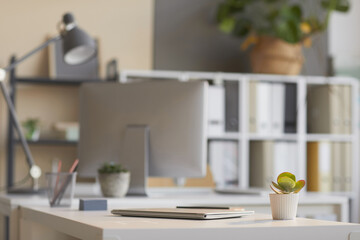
[207,133,240,141]
[120,70,359,223]
[306,134,354,142]
[248,133,298,141]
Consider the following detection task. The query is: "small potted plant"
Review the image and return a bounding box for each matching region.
[98,162,130,198]
[269,172,305,220]
[22,118,41,141]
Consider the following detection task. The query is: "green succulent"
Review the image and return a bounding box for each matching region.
[22,118,40,140]
[271,172,305,194]
[98,162,128,174]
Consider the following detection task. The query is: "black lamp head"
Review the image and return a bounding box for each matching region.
[61,13,97,65]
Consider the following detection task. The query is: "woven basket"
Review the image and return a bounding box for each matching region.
[250,36,304,75]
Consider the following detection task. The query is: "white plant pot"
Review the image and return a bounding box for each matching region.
[269,193,299,220]
[98,172,130,198]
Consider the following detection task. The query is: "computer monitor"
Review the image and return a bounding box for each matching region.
[78,81,208,195]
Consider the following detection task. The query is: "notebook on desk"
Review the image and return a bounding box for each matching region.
[214,187,266,196]
[111,208,254,220]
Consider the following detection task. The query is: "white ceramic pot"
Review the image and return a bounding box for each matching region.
[98,172,130,198]
[269,193,299,220]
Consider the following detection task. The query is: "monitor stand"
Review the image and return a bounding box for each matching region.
[122,125,149,197]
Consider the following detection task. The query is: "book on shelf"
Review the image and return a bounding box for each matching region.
[273,141,297,177]
[318,141,332,192]
[249,81,286,134]
[307,141,352,192]
[271,83,285,134]
[343,142,352,192]
[249,80,257,133]
[250,140,298,188]
[342,85,352,134]
[331,142,342,191]
[207,85,225,136]
[256,82,272,134]
[307,84,351,134]
[209,141,238,187]
[224,81,239,132]
[250,141,273,188]
[284,83,297,133]
[307,142,319,191]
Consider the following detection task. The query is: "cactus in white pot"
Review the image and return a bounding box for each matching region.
[269,172,305,220]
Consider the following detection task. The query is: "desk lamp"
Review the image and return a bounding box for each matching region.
[0,13,96,192]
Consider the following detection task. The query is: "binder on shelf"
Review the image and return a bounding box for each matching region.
[224,81,239,132]
[284,83,297,133]
[307,85,346,134]
[207,85,225,136]
[273,141,298,178]
[250,141,273,188]
[342,85,352,134]
[256,82,272,134]
[307,142,319,191]
[331,142,343,192]
[249,80,257,133]
[271,83,285,134]
[307,141,332,192]
[209,141,238,187]
[343,142,352,192]
[318,141,332,192]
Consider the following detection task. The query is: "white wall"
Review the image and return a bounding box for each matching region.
[329,0,360,70]
[0,0,154,188]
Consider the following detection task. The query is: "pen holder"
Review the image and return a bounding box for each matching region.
[46,172,77,207]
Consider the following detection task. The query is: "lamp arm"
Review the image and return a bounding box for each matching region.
[0,82,36,170]
[0,35,61,182]
[4,35,61,72]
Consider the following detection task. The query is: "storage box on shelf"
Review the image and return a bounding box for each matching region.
[120,70,359,222]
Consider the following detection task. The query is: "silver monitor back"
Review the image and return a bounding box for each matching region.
[78,81,207,179]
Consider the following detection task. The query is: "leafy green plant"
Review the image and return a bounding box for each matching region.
[22,118,40,140]
[271,172,305,194]
[216,0,350,47]
[98,162,128,174]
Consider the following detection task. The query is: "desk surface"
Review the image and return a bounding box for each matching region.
[20,206,360,240]
[0,189,353,240]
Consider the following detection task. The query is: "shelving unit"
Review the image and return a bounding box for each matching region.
[120,70,359,222]
[6,56,102,190]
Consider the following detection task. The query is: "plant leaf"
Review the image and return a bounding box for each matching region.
[278,176,296,193]
[272,181,285,192]
[277,172,296,183]
[219,17,236,33]
[270,184,282,194]
[293,180,306,193]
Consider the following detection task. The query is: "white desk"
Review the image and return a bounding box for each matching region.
[0,188,351,240]
[19,206,360,240]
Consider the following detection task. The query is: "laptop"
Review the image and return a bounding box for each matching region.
[111,208,254,220]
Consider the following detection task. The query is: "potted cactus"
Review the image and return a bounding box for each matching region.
[269,172,305,220]
[98,162,130,198]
